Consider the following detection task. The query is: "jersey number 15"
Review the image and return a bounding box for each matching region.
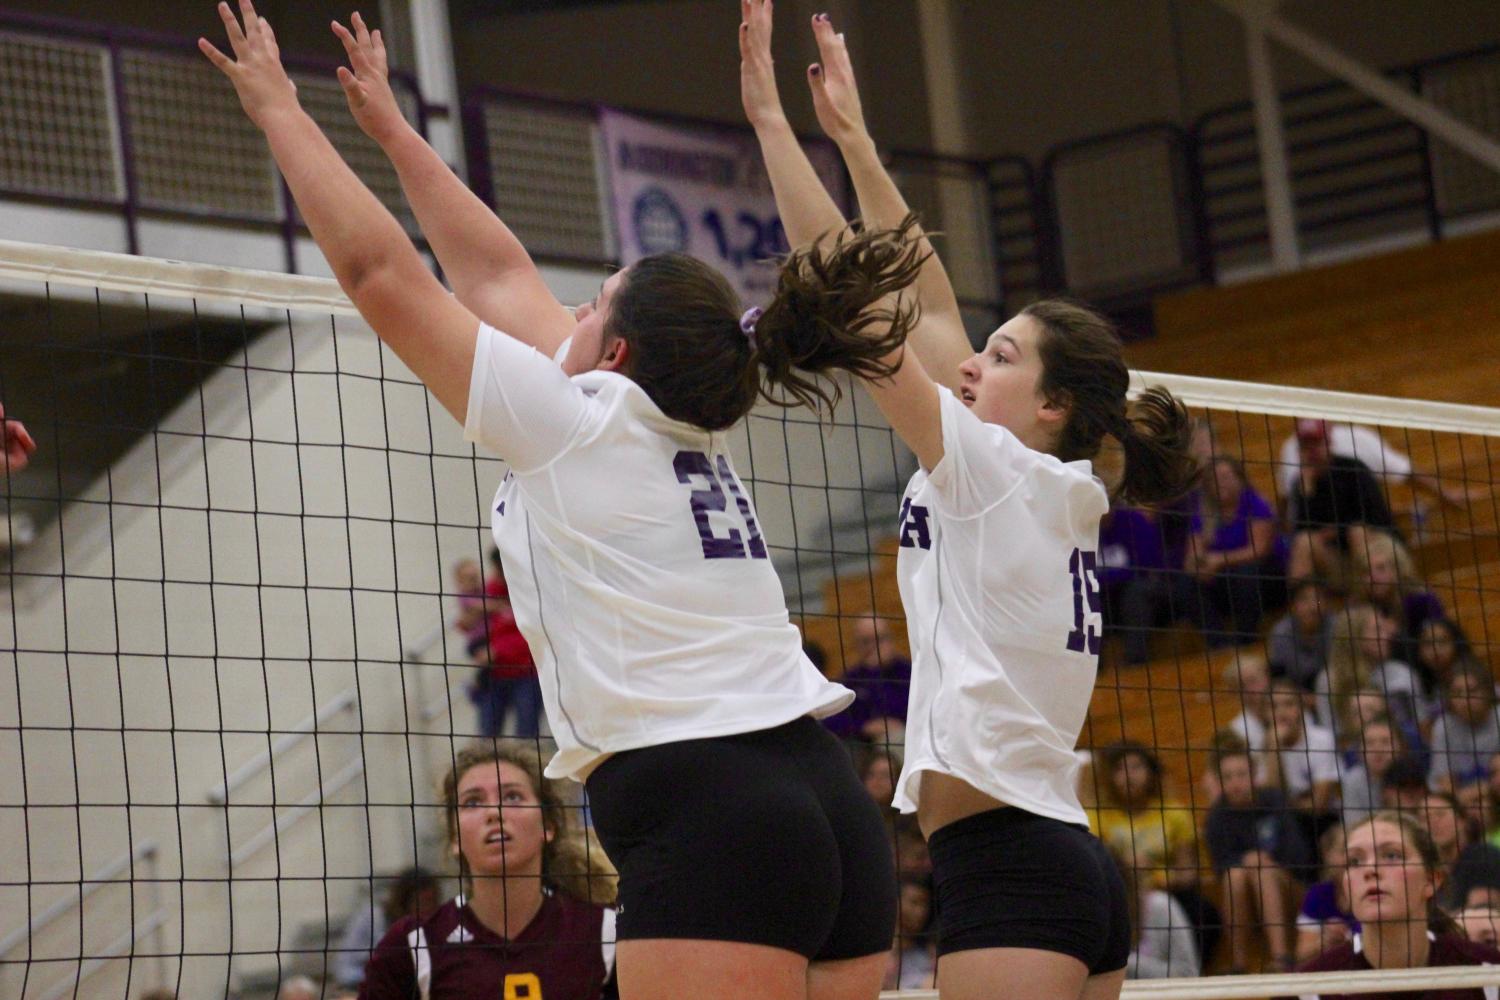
[1066,547,1102,655]
[674,450,768,560]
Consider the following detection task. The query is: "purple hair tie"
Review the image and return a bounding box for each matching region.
[739,306,763,347]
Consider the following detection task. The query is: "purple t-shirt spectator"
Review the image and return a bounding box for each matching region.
[1192,486,1277,555]
[823,656,912,740]
[1097,507,1166,587]
[1157,489,1201,572]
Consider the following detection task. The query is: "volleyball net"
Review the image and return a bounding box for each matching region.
[1,240,1498,1000]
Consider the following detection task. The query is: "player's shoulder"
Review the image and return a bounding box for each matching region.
[1434,931,1500,965]
[379,899,466,948]
[1293,940,1360,972]
[545,889,608,930]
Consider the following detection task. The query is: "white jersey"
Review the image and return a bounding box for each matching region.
[464,324,852,780]
[893,387,1109,824]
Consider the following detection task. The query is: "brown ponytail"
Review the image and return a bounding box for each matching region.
[751,215,928,415]
[606,217,927,431]
[1024,299,1197,507]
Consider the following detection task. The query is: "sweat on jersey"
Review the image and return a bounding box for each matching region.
[893,386,1109,824]
[358,892,615,1000]
[464,324,852,780]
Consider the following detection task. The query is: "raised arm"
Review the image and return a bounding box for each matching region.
[740,0,847,248]
[201,0,478,423]
[807,15,971,393]
[331,12,574,356]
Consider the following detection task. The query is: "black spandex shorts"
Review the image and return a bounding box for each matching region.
[584,717,897,961]
[927,807,1130,975]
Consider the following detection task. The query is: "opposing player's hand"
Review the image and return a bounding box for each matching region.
[332,12,405,145]
[0,402,36,476]
[739,0,787,129]
[199,0,300,130]
[807,14,869,146]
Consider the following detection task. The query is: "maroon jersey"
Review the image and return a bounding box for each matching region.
[1274,931,1500,1000]
[359,891,615,1000]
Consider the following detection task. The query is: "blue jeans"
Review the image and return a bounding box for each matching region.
[471,670,543,739]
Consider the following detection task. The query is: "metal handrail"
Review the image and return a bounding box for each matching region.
[37,909,171,1000]
[206,689,359,805]
[0,840,159,956]
[227,757,367,868]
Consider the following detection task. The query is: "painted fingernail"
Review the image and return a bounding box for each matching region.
[810,64,821,75]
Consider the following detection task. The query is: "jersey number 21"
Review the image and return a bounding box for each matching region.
[674,450,768,560]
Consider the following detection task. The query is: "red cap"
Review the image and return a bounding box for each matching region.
[1295,418,1328,443]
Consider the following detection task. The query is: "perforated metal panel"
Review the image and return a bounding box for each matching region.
[295,73,420,233]
[1050,132,1195,297]
[1422,53,1500,219]
[0,32,121,201]
[479,97,610,261]
[888,157,999,313]
[120,50,278,219]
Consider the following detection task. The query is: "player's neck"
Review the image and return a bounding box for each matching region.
[1362,921,1430,970]
[468,873,545,941]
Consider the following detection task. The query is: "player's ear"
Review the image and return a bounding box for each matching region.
[598,334,629,373]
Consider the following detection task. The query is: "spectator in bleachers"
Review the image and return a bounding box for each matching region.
[1153,418,1214,583]
[886,875,936,990]
[1318,604,1427,755]
[277,977,320,1000]
[332,867,441,990]
[855,742,900,813]
[1284,419,1397,586]
[1264,679,1341,831]
[1112,849,1201,979]
[1089,741,1219,964]
[1294,823,1358,964]
[469,550,542,740]
[822,615,911,745]
[1416,617,1482,706]
[1098,503,1187,666]
[1429,662,1500,792]
[1186,456,1282,647]
[360,744,617,1000]
[1223,654,1275,767]
[1267,579,1334,693]
[1340,716,1406,826]
[1279,812,1500,995]
[1352,529,1446,669]
[1456,904,1500,949]
[1204,745,1314,972]
[1382,755,1434,811]
[450,558,489,661]
[891,815,931,878]
[1276,421,1477,511]
[0,402,36,476]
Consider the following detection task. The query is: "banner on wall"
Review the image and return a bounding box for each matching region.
[599,108,849,304]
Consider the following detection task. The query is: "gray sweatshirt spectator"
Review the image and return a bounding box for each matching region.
[1266,581,1332,692]
[1429,664,1500,789]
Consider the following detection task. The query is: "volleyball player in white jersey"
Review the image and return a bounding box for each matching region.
[741,4,1197,998]
[203,4,917,997]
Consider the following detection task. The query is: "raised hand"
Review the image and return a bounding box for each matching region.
[198,0,300,129]
[807,13,869,146]
[0,402,36,476]
[332,12,407,145]
[739,0,787,129]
